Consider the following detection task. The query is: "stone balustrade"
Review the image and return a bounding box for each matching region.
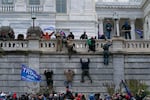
[0,4,14,12]
[124,40,150,53]
[27,5,43,12]
[0,38,150,53]
[0,40,28,51]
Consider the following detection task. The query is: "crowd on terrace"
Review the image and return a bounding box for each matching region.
[0,20,142,41]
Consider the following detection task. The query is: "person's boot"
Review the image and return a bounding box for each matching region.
[90,80,93,83]
[80,80,84,83]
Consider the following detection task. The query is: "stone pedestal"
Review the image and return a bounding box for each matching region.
[112,36,124,52]
[25,39,40,94]
[112,36,125,92]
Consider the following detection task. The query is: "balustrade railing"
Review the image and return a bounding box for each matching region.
[27,5,43,12]
[0,40,28,51]
[0,5,14,12]
[124,40,150,52]
[0,39,150,53]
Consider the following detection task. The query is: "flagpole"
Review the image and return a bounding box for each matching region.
[121,80,132,97]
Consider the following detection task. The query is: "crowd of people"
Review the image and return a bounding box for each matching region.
[0,19,142,42]
[0,31,15,41]
[0,88,148,100]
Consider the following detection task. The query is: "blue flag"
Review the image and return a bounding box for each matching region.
[122,80,132,97]
[21,64,41,82]
[135,29,143,38]
[43,26,55,31]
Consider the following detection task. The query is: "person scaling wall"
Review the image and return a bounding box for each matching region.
[102,40,112,65]
[64,69,75,89]
[44,70,53,90]
[80,58,92,83]
[66,36,77,59]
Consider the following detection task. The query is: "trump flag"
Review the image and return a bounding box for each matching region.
[21,64,41,82]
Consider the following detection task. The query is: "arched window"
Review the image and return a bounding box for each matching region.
[56,0,67,13]
[2,0,14,4]
[29,0,40,5]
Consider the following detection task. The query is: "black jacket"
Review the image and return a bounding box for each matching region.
[80,58,90,70]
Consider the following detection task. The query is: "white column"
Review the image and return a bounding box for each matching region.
[144,16,149,40]
[148,15,150,39]
[116,19,120,37]
[130,18,136,40]
[98,17,104,35]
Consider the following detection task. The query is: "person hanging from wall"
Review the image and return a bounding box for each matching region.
[64,69,75,89]
[66,36,77,59]
[44,70,54,90]
[80,58,92,83]
[55,31,63,52]
[105,20,112,39]
[102,40,112,65]
[87,37,96,52]
[122,21,131,39]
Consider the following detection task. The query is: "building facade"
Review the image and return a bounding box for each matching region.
[0,0,149,39]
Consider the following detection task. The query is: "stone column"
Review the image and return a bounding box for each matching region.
[113,12,120,37]
[147,15,150,39]
[130,18,136,40]
[116,19,120,37]
[98,17,104,35]
[25,39,40,94]
[144,16,149,40]
[112,37,125,92]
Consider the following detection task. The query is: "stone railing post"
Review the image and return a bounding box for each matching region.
[25,38,40,94]
[112,36,125,92]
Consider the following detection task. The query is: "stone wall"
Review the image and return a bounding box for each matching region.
[0,37,150,96]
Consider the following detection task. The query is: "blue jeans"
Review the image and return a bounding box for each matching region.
[64,81,72,89]
[125,32,131,39]
[106,31,111,39]
[103,51,110,65]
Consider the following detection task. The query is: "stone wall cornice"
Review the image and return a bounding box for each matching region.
[96,0,147,9]
[96,5,141,9]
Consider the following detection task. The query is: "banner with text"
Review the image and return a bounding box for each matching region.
[21,64,41,82]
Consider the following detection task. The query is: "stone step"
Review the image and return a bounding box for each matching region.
[54,86,107,93]
[40,80,113,87]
